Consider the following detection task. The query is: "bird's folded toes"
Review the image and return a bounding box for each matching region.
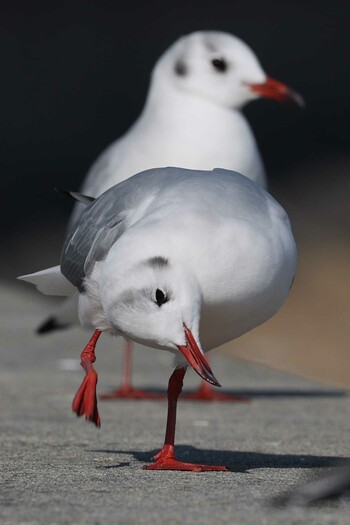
[72,368,100,428]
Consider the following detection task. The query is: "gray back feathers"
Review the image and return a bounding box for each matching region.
[60,167,166,290]
[60,167,254,291]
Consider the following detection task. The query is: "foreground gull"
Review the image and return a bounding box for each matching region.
[20,167,297,471]
[39,30,303,401]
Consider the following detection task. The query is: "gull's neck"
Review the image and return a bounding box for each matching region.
[140,74,243,128]
[130,71,266,189]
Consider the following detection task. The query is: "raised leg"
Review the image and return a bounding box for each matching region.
[100,340,165,400]
[72,329,102,427]
[143,367,228,471]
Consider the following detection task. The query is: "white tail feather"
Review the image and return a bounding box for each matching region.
[18,265,76,297]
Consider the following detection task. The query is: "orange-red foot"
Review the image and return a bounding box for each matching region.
[72,366,100,427]
[100,385,165,400]
[143,445,228,472]
[182,382,248,402]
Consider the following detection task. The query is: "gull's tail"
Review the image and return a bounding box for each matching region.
[19,191,95,335]
[18,265,75,296]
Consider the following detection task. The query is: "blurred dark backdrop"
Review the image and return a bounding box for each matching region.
[1,0,349,273]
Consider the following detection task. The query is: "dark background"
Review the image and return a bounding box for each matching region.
[2,0,349,238]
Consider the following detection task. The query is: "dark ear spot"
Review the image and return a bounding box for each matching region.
[146,256,169,268]
[174,60,187,76]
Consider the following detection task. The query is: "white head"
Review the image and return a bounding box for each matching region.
[99,255,219,385]
[150,31,303,109]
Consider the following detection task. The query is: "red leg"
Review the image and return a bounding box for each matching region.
[182,356,248,402]
[72,330,102,427]
[100,340,165,400]
[143,368,228,472]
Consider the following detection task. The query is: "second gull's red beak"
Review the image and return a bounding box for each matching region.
[247,76,304,107]
[177,325,221,387]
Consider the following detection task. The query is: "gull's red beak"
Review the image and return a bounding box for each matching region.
[177,325,221,387]
[247,76,305,107]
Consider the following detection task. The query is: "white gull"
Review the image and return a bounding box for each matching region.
[20,166,297,471]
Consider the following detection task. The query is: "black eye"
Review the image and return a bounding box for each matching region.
[155,289,167,307]
[211,58,227,73]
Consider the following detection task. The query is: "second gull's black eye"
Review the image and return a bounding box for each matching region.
[211,58,227,73]
[155,289,167,307]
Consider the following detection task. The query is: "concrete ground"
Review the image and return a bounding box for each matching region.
[1,282,350,525]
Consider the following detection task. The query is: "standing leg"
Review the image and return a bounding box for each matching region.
[143,367,228,471]
[100,340,165,400]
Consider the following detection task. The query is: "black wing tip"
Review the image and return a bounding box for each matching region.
[37,317,70,335]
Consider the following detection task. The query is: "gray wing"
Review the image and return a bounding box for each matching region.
[60,166,244,291]
[61,193,127,291]
[60,167,166,291]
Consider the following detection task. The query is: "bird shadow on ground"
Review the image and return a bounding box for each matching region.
[91,446,350,472]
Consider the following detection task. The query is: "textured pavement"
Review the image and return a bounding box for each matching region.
[1,282,350,524]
